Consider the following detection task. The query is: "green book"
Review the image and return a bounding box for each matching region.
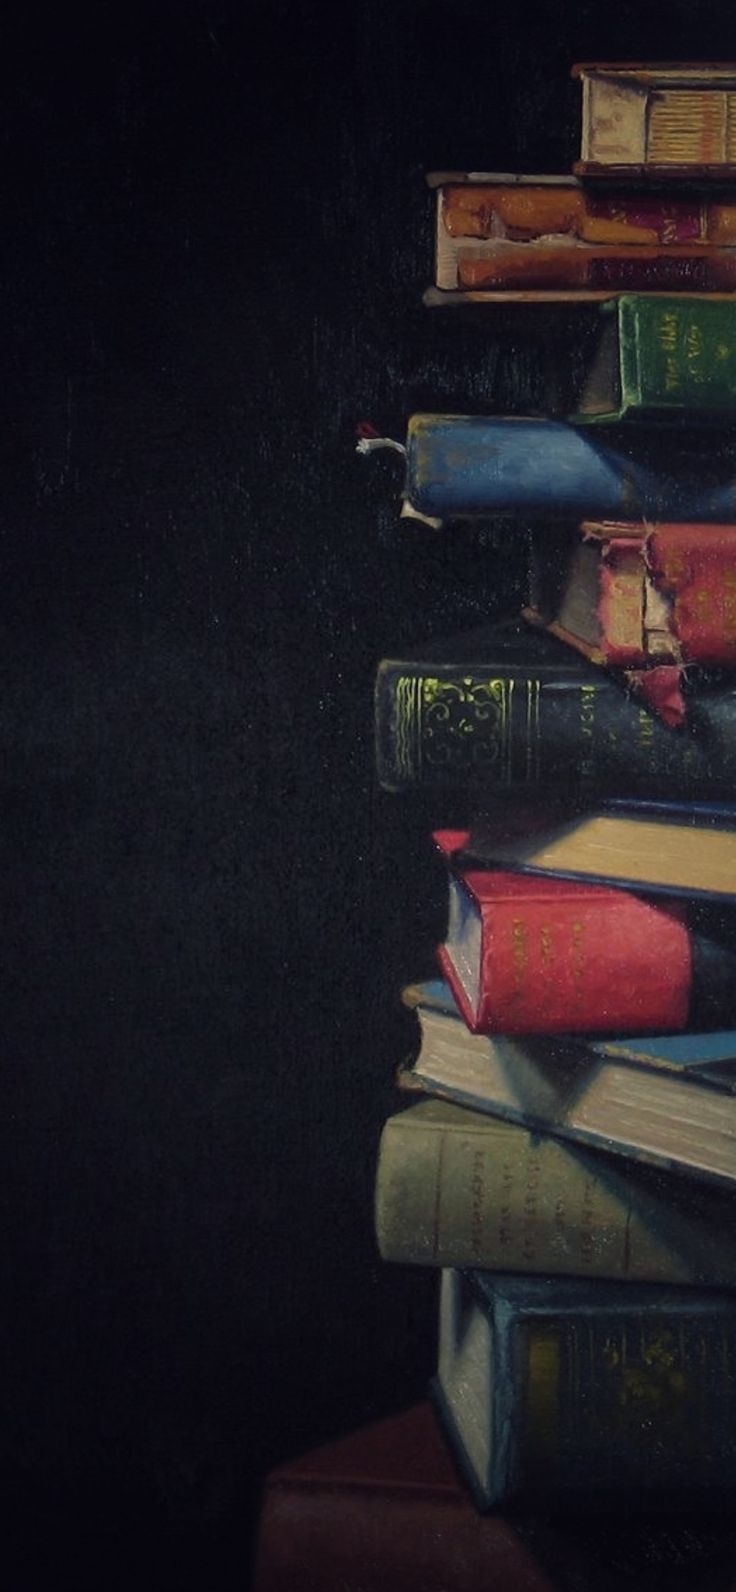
[572,295,736,424]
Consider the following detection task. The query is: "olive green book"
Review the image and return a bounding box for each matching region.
[376,1099,736,1286]
[572,295,736,423]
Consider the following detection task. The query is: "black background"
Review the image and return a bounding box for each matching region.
[3,3,736,1587]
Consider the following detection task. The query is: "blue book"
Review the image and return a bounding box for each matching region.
[401,415,736,523]
[434,1268,736,1511]
[400,981,736,1188]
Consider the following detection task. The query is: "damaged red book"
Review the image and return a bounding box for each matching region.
[524,520,736,726]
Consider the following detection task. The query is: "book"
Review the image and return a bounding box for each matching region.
[431,172,736,247]
[445,807,736,901]
[433,828,736,1035]
[572,63,736,182]
[396,415,736,525]
[437,240,736,297]
[375,1098,736,1283]
[251,1402,557,1592]
[399,979,736,1190]
[527,520,736,672]
[573,296,736,423]
[435,1268,736,1510]
[374,620,736,797]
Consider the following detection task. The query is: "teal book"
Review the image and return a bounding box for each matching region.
[374,620,736,798]
[434,1268,736,1511]
[573,296,736,424]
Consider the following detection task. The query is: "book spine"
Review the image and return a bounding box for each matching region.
[454,244,736,293]
[374,658,736,796]
[472,888,691,1035]
[374,1114,736,1285]
[440,184,736,243]
[514,1304,736,1499]
[649,525,736,664]
[404,417,736,522]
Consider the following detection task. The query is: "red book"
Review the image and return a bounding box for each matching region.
[251,1403,556,1592]
[434,829,692,1035]
[525,520,736,727]
[528,520,736,667]
[252,1404,736,1590]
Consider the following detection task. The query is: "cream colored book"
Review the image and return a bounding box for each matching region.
[455,806,736,900]
[376,1098,736,1283]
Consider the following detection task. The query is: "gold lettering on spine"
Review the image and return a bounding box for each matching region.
[658,308,681,392]
[522,1158,541,1263]
[499,1159,514,1253]
[579,685,597,783]
[510,917,529,1009]
[570,920,586,1005]
[686,319,704,384]
[470,1149,485,1262]
[579,1178,597,1267]
[723,566,736,642]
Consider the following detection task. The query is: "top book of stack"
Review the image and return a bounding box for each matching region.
[574,64,736,184]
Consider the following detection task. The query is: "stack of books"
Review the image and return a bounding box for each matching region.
[371,61,736,1520]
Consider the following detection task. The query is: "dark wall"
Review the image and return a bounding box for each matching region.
[3,3,736,1587]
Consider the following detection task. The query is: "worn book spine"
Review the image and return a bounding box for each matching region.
[528,524,736,671]
[375,1106,736,1286]
[375,653,736,796]
[439,183,736,244]
[403,416,736,523]
[436,876,692,1034]
[437,1268,736,1510]
[452,244,736,294]
[572,67,736,183]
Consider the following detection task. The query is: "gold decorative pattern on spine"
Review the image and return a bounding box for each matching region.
[525,678,540,784]
[394,675,422,781]
[414,675,513,778]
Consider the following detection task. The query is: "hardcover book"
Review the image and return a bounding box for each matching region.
[526,520,736,685]
[437,249,736,299]
[433,173,736,245]
[435,1268,736,1510]
[394,415,736,525]
[573,297,736,422]
[445,807,736,900]
[429,174,736,300]
[374,620,736,797]
[375,1098,736,1283]
[572,63,736,182]
[433,828,736,1035]
[251,1402,556,1592]
[399,980,736,1189]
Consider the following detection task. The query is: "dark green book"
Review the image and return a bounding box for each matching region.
[434,1269,736,1513]
[375,619,736,797]
[572,295,736,424]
